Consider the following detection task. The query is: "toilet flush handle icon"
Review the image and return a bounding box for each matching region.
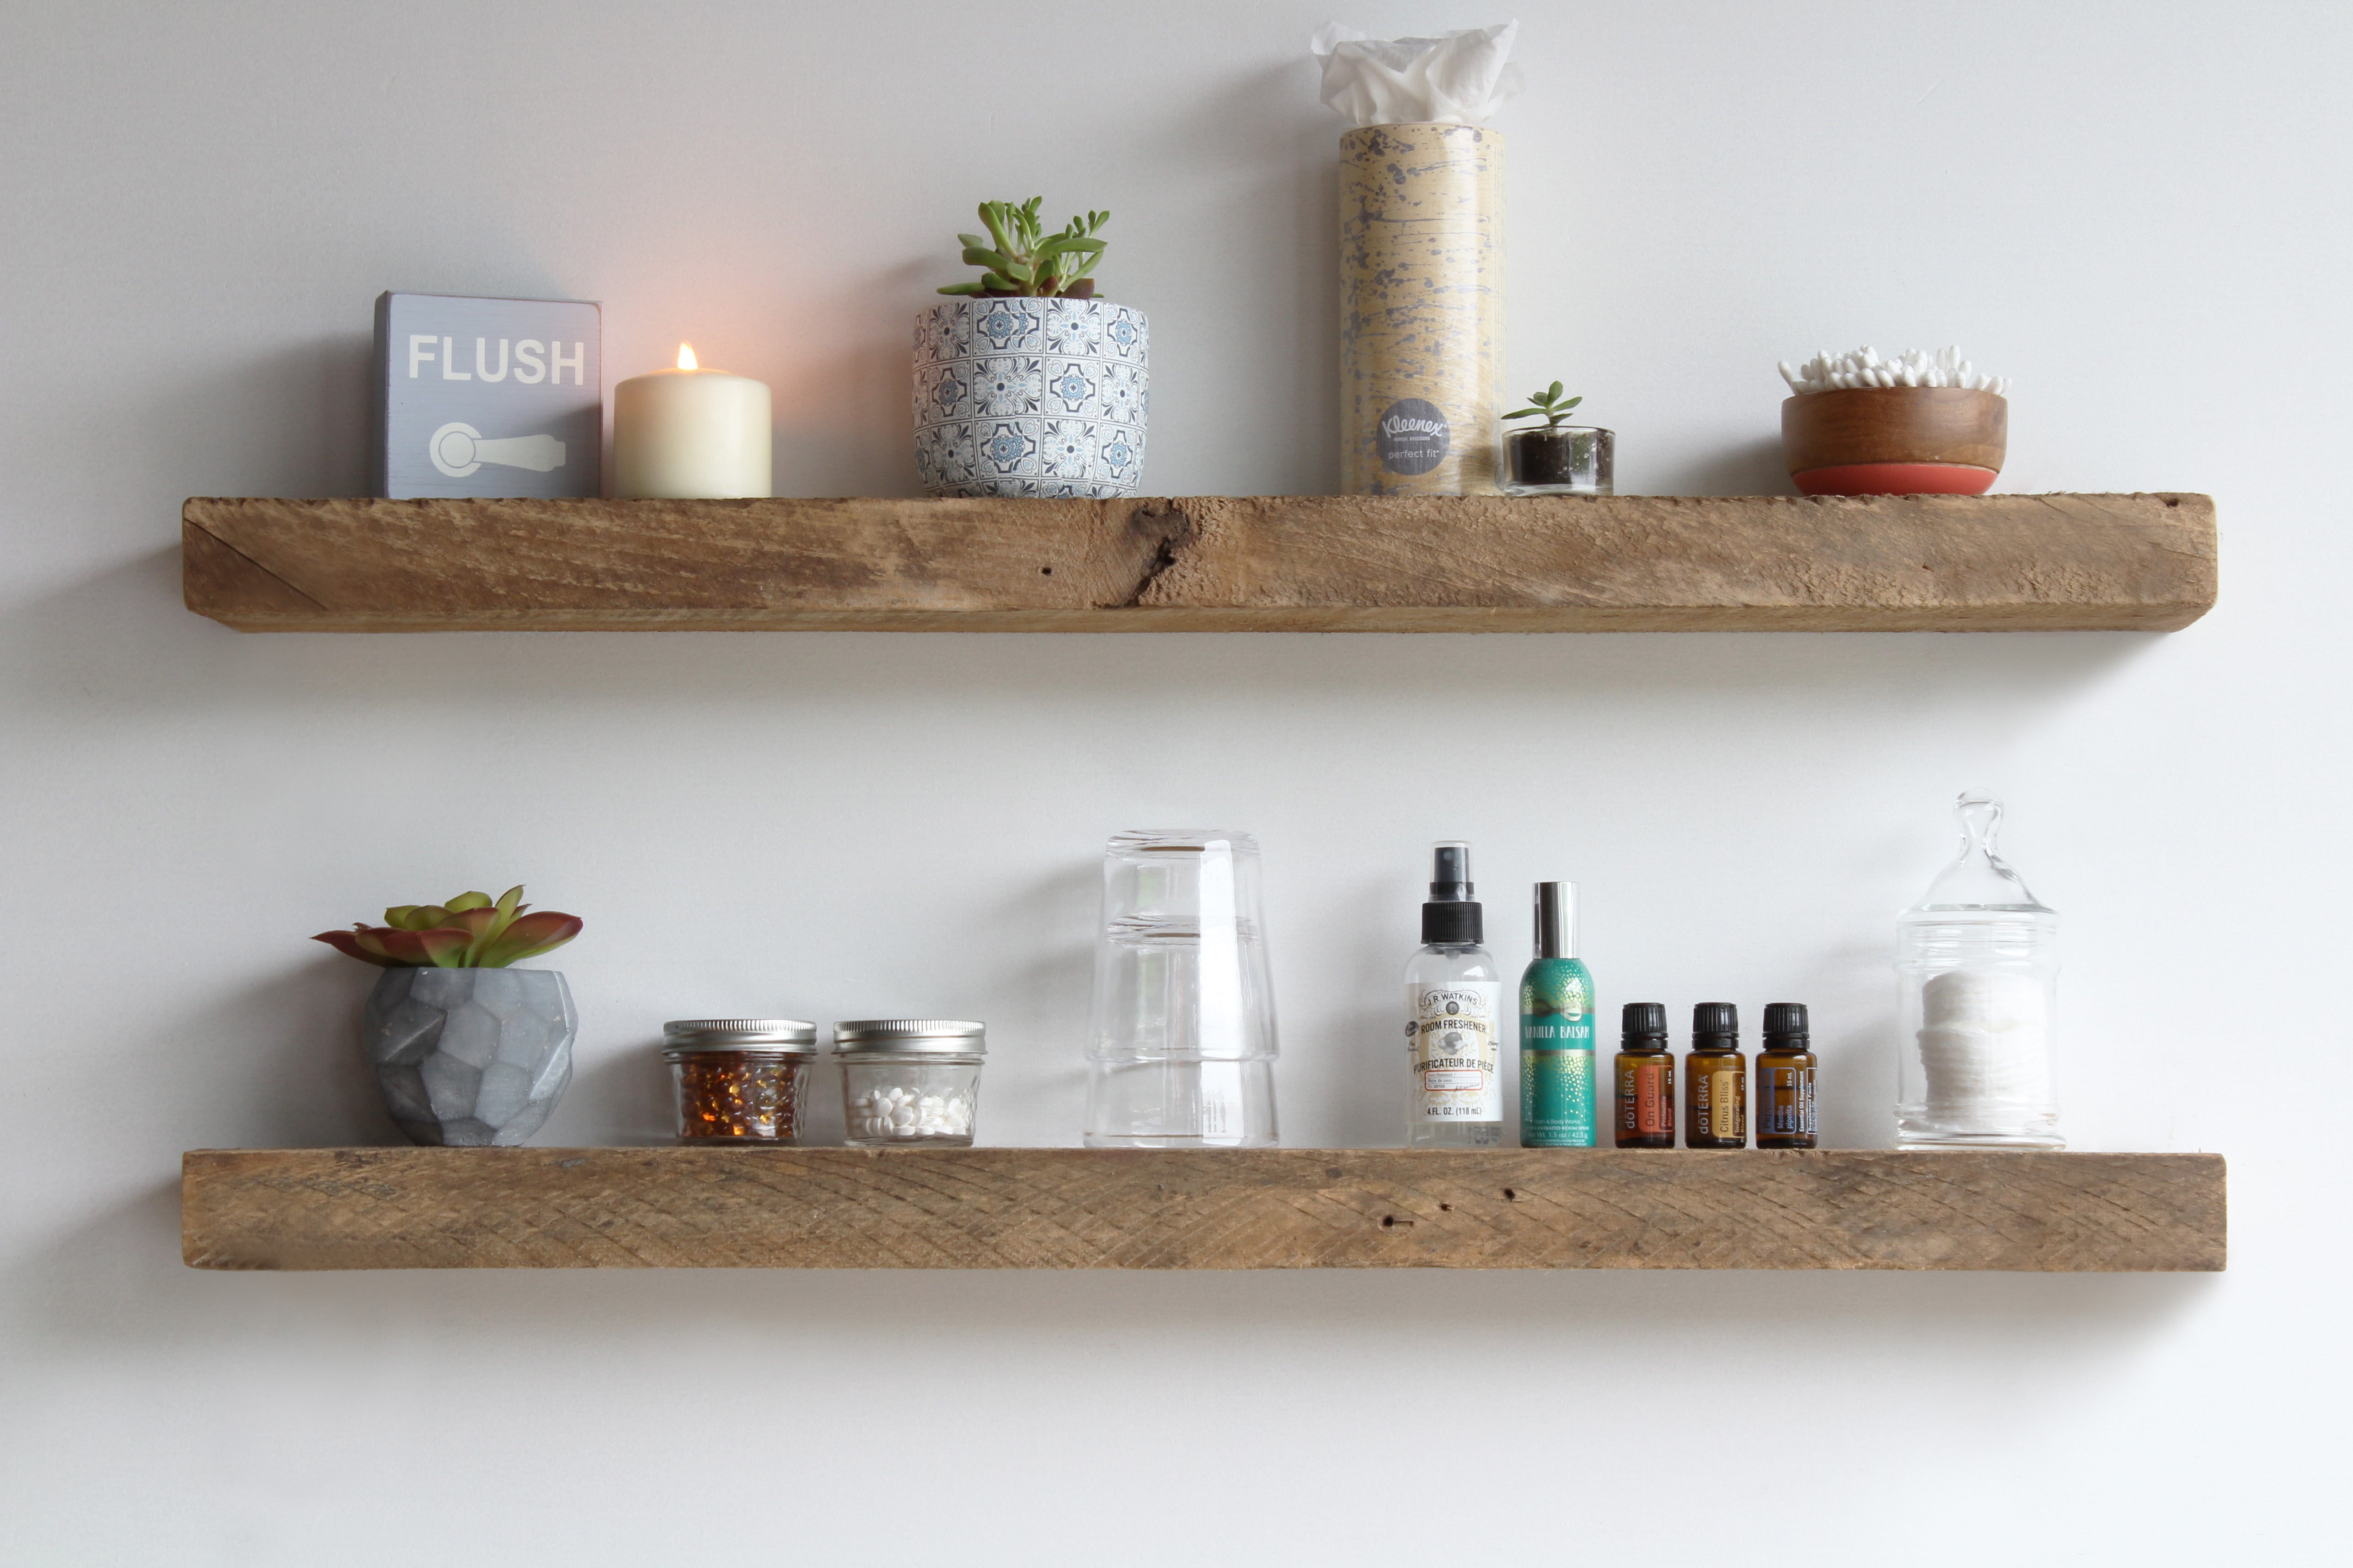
[428,423,567,479]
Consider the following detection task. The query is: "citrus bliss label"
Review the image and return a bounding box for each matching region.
[1409,981,1503,1121]
[1708,1070,1742,1139]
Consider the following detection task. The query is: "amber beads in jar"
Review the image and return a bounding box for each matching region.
[663,1019,817,1143]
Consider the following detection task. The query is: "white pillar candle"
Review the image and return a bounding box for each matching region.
[612,344,772,498]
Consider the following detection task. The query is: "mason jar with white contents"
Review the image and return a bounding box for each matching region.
[834,1020,985,1147]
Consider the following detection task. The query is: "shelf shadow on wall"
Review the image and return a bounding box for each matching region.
[0,540,2166,722]
[19,1179,2218,1381]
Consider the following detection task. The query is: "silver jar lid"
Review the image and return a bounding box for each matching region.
[832,1019,987,1055]
[662,1019,818,1055]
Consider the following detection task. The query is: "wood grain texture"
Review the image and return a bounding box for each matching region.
[181,1147,2225,1272]
[181,492,2217,633]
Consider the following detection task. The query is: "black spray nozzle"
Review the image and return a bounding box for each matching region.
[1421,842,1482,945]
[1429,841,1472,899]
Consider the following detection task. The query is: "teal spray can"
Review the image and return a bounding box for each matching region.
[1520,881,1596,1147]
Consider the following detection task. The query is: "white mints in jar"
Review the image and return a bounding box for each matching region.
[849,1085,973,1140]
[834,1019,986,1146]
[1779,345,2011,397]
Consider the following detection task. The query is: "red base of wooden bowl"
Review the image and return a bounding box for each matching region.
[1792,462,1998,496]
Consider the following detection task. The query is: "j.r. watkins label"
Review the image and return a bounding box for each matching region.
[1408,981,1503,1120]
[372,292,601,498]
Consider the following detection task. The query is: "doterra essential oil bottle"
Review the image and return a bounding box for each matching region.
[1519,882,1596,1147]
[1684,1003,1747,1149]
[1757,1002,1818,1149]
[1405,843,1506,1147]
[1614,1002,1675,1148]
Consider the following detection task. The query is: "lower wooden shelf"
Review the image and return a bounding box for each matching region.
[181,1147,2224,1272]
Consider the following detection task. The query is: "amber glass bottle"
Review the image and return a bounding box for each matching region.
[1614,1002,1675,1148]
[1684,1003,1746,1149]
[1757,1002,1818,1149]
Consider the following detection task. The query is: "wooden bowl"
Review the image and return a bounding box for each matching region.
[1781,387,2006,495]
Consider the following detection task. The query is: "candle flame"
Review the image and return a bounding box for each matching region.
[676,342,699,371]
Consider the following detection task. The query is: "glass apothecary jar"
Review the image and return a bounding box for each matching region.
[835,1019,985,1147]
[663,1019,817,1144]
[1894,794,2064,1149]
[1501,426,1614,496]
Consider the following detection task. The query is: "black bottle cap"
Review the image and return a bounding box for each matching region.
[1622,1002,1668,1044]
[1691,1002,1739,1045]
[1763,1002,1810,1045]
[1421,841,1483,945]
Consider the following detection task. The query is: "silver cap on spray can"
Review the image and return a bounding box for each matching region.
[1532,881,1578,960]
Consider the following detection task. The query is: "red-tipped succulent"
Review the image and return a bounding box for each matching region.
[313,886,583,969]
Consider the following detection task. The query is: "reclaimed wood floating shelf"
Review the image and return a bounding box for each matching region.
[181,1147,2224,1272]
[181,492,2217,634]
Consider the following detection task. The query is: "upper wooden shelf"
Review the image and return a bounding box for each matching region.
[180,1147,2225,1272]
[181,492,2217,634]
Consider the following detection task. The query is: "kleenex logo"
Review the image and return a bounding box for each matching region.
[1376,397,1449,475]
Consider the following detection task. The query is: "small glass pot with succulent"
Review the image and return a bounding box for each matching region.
[1498,382,1615,496]
[914,196,1148,501]
[313,885,583,1147]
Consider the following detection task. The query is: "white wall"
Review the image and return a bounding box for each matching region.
[3,1,2342,1560]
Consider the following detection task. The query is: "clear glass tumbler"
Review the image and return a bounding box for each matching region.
[1084,829,1280,1148]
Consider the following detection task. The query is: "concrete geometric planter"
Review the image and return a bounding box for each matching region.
[361,968,577,1146]
[912,295,1148,498]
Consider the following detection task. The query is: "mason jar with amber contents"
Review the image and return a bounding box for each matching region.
[663,1019,817,1143]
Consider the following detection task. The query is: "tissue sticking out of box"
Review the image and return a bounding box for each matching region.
[1312,21,1524,127]
[1781,346,2011,397]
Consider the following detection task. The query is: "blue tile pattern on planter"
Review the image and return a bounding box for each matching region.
[914,298,1147,498]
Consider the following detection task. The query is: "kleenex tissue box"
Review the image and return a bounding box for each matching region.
[371,292,601,498]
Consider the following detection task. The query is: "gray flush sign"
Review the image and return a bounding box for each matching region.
[372,292,601,498]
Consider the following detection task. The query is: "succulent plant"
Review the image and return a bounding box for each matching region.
[938,198,1109,299]
[1503,382,1586,431]
[313,885,582,969]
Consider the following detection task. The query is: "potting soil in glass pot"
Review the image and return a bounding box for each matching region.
[1501,426,1614,495]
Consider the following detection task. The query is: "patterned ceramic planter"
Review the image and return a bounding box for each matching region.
[362,967,577,1146]
[913,296,1148,498]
